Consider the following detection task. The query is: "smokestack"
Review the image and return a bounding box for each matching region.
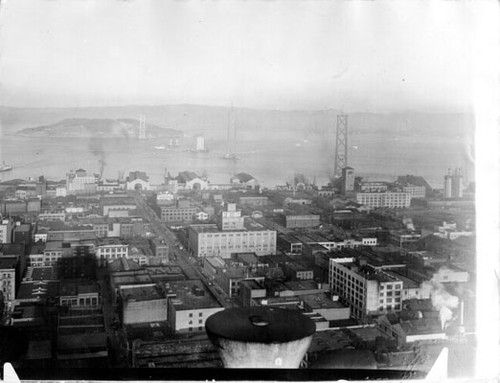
[205,307,316,368]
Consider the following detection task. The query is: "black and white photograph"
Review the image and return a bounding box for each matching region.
[0,0,498,380]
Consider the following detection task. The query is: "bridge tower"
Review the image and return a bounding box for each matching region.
[334,113,348,177]
[139,114,146,140]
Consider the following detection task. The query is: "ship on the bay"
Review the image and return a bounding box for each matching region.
[0,162,13,172]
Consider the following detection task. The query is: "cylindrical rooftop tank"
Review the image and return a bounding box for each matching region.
[205,307,316,368]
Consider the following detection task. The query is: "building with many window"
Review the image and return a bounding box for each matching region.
[160,206,197,223]
[0,257,18,306]
[0,219,14,244]
[329,258,403,320]
[356,192,411,208]
[220,203,244,231]
[59,280,100,308]
[188,221,276,259]
[96,239,129,266]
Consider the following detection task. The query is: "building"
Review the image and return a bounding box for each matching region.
[43,242,72,266]
[284,263,314,281]
[126,171,151,191]
[188,221,277,259]
[38,209,66,222]
[342,167,355,194]
[100,197,136,216]
[421,221,474,240]
[220,203,244,231]
[156,191,175,205]
[160,200,197,223]
[402,185,426,199]
[202,256,266,297]
[171,171,209,191]
[360,182,388,193]
[389,230,422,248]
[0,257,18,306]
[239,280,267,306]
[13,224,32,245]
[66,169,97,194]
[120,284,168,325]
[444,168,464,199]
[230,173,258,190]
[238,196,268,207]
[329,258,403,319]
[195,136,205,151]
[96,239,129,266]
[284,214,320,229]
[59,280,100,308]
[0,219,15,244]
[150,238,169,259]
[195,211,209,221]
[356,192,411,208]
[2,200,27,216]
[377,314,445,347]
[166,280,224,333]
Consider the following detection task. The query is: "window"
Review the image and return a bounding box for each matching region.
[199,312,203,317]
[189,313,193,317]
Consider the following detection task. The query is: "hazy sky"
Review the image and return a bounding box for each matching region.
[0,0,497,111]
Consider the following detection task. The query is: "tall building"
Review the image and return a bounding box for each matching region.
[220,203,244,231]
[0,218,14,244]
[341,167,355,194]
[329,258,403,320]
[196,136,205,151]
[444,168,463,199]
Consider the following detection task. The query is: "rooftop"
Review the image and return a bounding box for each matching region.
[340,262,400,284]
[0,257,18,270]
[30,266,57,281]
[167,280,221,310]
[121,285,165,302]
[60,281,99,297]
[191,218,271,233]
[301,293,348,310]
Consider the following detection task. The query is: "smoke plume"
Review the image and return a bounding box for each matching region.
[422,268,460,330]
[89,137,107,177]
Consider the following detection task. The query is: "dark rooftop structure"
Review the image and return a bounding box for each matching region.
[205,307,316,344]
[0,257,18,269]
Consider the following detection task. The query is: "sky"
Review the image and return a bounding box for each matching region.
[0,0,497,112]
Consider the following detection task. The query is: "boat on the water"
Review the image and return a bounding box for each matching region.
[0,162,13,172]
[221,153,240,161]
[154,145,166,150]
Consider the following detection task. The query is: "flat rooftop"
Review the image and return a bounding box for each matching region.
[191,218,272,233]
[339,262,400,283]
[0,257,18,269]
[167,280,221,310]
[17,280,60,301]
[384,270,419,288]
[31,266,56,281]
[121,285,164,302]
[113,273,153,286]
[60,281,99,296]
[301,293,348,310]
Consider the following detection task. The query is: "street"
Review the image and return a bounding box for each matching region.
[133,194,233,307]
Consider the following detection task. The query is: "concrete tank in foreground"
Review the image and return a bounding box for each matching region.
[205,307,316,368]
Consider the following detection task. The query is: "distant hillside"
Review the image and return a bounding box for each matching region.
[0,104,474,143]
[15,118,182,138]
